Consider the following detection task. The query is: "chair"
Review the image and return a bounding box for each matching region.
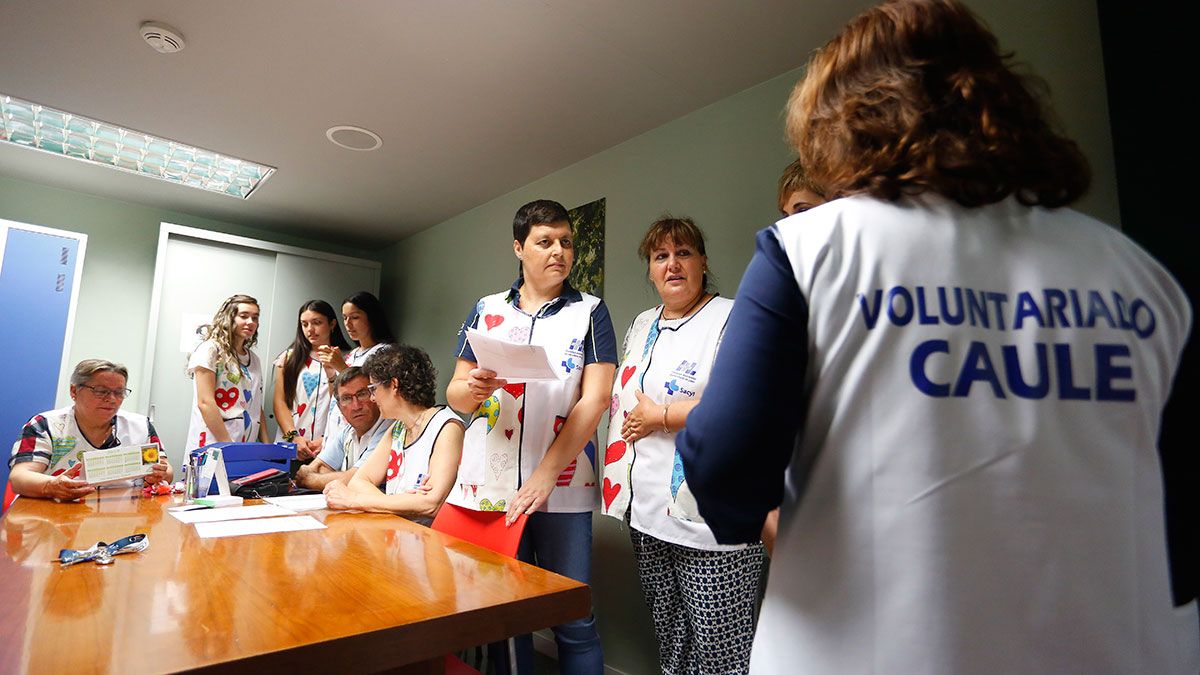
[2,482,16,514]
[431,503,530,674]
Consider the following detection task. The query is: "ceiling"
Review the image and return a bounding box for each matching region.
[0,1,871,248]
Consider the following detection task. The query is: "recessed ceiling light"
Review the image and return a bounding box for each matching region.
[0,92,276,199]
[326,125,382,152]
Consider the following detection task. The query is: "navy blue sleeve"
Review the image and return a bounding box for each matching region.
[453,301,482,363]
[584,300,619,365]
[677,227,810,544]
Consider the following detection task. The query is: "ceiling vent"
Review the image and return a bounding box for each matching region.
[140,21,186,54]
[326,126,383,152]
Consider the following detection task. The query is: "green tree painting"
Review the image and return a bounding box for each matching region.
[568,197,605,297]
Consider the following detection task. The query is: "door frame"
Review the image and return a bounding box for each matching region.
[140,223,381,421]
[0,218,89,401]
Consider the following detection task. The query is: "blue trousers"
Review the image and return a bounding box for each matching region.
[491,510,604,674]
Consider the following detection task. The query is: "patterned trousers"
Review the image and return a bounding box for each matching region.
[630,528,766,675]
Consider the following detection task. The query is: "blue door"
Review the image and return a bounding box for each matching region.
[0,226,83,492]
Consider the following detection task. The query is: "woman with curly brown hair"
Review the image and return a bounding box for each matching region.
[324,345,463,526]
[185,294,269,452]
[677,0,1194,672]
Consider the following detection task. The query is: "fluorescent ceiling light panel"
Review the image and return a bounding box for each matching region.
[0,93,275,199]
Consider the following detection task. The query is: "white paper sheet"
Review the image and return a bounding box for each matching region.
[168,503,294,524]
[194,515,326,539]
[465,328,564,382]
[263,494,328,512]
[82,444,156,485]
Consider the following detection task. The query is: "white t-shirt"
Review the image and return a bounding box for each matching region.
[185,339,265,451]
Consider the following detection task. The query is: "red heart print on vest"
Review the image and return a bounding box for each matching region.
[484,314,504,330]
[605,440,626,465]
[296,403,307,417]
[215,387,239,411]
[502,383,525,399]
[621,366,636,388]
[602,478,621,510]
[504,429,513,440]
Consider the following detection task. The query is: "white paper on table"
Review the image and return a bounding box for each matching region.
[168,504,295,524]
[465,328,564,383]
[194,515,326,539]
[263,494,328,512]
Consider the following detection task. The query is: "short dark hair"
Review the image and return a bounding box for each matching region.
[361,344,437,409]
[334,366,366,395]
[342,291,396,345]
[513,199,570,244]
[787,0,1089,208]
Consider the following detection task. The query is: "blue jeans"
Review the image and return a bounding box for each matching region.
[491,510,604,674]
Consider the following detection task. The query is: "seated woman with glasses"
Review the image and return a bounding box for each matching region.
[7,359,173,501]
[324,345,463,526]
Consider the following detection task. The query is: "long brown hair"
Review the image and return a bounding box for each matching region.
[786,0,1089,208]
[281,300,352,407]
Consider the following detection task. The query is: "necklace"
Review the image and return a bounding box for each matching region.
[661,292,707,321]
[407,408,434,438]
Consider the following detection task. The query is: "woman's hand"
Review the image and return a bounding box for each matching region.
[313,345,348,373]
[323,479,358,510]
[293,436,317,461]
[44,473,95,501]
[506,469,556,526]
[405,473,434,495]
[622,390,663,443]
[465,368,507,404]
[143,461,171,486]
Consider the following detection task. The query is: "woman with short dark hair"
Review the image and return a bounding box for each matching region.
[678,1,1193,671]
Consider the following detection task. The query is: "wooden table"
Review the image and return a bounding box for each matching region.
[0,489,590,674]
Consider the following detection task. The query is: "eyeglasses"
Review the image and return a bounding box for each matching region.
[79,385,131,400]
[336,389,373,405]
[365,381,391,398]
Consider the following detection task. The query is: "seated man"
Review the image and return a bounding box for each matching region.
[295,367,390,490]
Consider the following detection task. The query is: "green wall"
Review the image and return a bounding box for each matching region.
[379,2,1116,671]
[0,174,377,414]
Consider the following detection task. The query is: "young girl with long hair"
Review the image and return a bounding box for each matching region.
[185,294,268,451]
[320,291,396,443]
[272,300,352,460]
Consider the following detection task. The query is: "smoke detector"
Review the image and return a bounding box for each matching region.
[140,21,186,54]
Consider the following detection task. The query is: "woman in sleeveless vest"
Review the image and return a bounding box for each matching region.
[325,345,461,525]
[321,291,396,444]
[447,199,616,675]
[678,1,1196,672]
[185,295,267,452]
[604,217,764,674]
[272,299,353,460]
[9,359,172,500]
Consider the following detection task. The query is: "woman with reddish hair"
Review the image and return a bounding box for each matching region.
[678,1,1194,672]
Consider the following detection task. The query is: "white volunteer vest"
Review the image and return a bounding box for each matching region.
[449,289,601,513]
[757,194,1194,674]
[35,407,155,475]
[603,297,741,550]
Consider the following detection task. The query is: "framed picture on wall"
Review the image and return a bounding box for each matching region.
[568,197,605,297]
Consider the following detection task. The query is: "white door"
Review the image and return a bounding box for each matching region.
[142,225,380,468]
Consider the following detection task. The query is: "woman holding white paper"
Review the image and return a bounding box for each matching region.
[8,359,172,500]
[446,199,616,675]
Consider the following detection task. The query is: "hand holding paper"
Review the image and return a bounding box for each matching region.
[465,328,565,383]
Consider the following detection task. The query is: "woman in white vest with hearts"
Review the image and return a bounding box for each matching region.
[319,291,396,446]
[185,294,268,452]
[272,299,353,460]
[603,216,764,675]
[447,199,617,675]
